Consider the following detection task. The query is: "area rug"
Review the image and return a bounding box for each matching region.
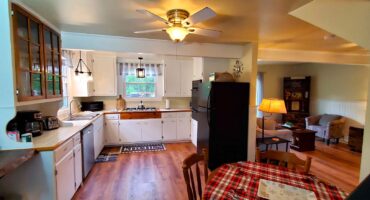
[121,143,166,153]
[95,146,122,163]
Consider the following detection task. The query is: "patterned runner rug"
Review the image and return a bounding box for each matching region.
[121,143,166,153]
[95,146,122,163]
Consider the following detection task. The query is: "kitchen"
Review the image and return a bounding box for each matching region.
[0,1,257,199]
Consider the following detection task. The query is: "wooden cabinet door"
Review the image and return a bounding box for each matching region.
[141,119,162,141]
[164,58,181,97]
[55,151,75,200]
[43,26,62,98]
[119,120,142,143]
[73,144,83,190]
[180,59,193,97]
[12,5,45,101]
[162,118,177,141]
[177,118,191,140]
[92,53,117,96]
[104,120,120,144]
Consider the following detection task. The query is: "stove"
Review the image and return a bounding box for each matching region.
[124,107,157,112]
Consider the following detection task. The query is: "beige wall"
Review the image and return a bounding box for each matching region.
[259,62,369,141]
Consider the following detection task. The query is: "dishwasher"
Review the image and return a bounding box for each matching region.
[82,124,94,178]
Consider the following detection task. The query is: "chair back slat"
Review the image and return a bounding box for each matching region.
[256,149,312,174]
[182,149,209,200]
[189,168,197,200]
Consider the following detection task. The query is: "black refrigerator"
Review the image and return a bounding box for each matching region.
[192,81,250,170]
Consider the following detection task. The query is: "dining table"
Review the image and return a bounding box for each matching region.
[203,161,348,200]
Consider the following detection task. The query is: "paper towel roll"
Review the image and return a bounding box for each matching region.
[165,99,170,109]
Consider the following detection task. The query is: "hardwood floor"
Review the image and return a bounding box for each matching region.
[73,141,361,200]
[73,143,197,200]
[291,139,361,193]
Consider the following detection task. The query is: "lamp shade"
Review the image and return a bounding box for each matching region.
[166,26,189,42]
[258,98,287,114]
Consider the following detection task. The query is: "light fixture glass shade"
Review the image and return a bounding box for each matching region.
[258,98,287,114]
[136,68,145,78]
[166,27,189,42]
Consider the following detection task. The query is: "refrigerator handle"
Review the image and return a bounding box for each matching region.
[207,92,211,126]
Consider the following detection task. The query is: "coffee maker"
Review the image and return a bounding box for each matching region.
[11,110,44,137]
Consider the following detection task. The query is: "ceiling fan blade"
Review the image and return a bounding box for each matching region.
[182,7,216,27]
[188,27,221,37]
[136,9,170,25]
[134,29,166,34]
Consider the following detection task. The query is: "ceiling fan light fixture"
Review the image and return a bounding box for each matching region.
[166,26,189,42]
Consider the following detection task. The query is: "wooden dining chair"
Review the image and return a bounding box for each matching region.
[256,149,312,174]
[182,148,209,200]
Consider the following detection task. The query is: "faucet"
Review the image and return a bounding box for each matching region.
[69,99,81,119]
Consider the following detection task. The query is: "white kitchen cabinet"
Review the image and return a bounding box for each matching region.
[71,51,94,97]
[55,151,75,200]
[162,118,177,141]
[164,57,193,97]
[142,119,162,141]
[93,115,104,158]
[193,57,203,80]
[177,118,191,140]
[73,143,83,190]
[104,120,120,144]
[119,120,142,143]
[161,112,191,141]
[92,53,117,96]
[180,59,193,97]
[191,119,198,146]
[164,58,181,97]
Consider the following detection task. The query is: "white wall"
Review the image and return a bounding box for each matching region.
[259,63,369,141]
[62,32,244,59]
[202,58,231,82]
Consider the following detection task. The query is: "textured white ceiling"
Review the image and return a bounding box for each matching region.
[17,0,369,54]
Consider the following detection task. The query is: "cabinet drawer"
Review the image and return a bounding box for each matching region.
[162,113,177,118]
[105,114,120,120]
[177,112,191,118]
[120,112,161,119]
[73,133,81,146]
[55,139,74,163]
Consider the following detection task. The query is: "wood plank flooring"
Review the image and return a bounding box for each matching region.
[73,141,361,200]
[73,143,197,200]
[291,140,361,193]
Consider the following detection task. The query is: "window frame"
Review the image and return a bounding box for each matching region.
[122,74,162,102]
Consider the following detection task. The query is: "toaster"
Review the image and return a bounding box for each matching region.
[42,116,60,130]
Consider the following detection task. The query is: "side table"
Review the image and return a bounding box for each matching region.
[290,129,316,152]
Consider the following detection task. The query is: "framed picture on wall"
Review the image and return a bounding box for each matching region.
[291,101,300,111]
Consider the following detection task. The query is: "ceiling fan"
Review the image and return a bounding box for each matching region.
[135,7,221,42]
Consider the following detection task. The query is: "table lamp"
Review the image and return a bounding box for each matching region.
[258,98,287,141]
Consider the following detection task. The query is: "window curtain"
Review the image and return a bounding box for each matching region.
[256,72,264,118]
[121,62,163,77]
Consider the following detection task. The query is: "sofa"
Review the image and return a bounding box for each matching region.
[305,114,345,145]
[256,118,293,151]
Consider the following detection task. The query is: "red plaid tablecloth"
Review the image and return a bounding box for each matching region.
[203,161,347,200]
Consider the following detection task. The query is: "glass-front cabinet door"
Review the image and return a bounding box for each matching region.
[12,4,62,102]
[43,26,62,98]
[13,5,45,101]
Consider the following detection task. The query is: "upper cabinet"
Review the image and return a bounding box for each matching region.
[71,52,117,97]
[164,56,193,97]
[12,4,62,102]
[92,53,117,96]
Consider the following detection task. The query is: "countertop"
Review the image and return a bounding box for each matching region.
[104,108,191,114]
[31,108,191,151]
[32,113,103,151]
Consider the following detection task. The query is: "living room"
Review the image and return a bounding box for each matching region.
[257,61,368,192]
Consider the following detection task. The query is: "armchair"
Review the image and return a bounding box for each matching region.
[305,114,345,145]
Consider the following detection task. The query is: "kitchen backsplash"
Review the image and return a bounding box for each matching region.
[78,96,191,111]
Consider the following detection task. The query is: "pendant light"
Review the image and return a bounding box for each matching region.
[74,51,92,76]
[136,57,145,78]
